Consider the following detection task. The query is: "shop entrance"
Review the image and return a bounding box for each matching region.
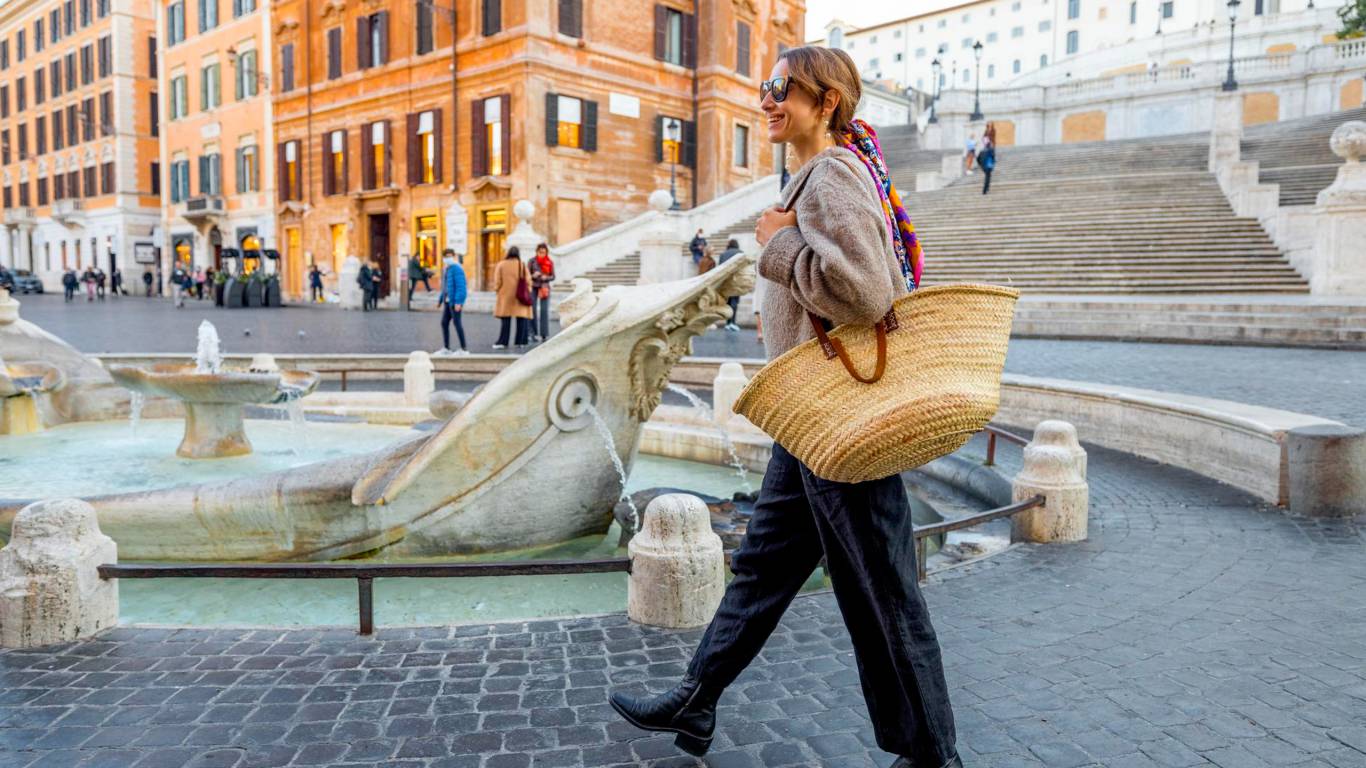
[479,207,507,290]
[368,213,390,298]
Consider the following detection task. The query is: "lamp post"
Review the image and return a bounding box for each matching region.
[664,118,682,211]
[929,58,941,123]
[970,41,984,121]
[1222,0,1240,92]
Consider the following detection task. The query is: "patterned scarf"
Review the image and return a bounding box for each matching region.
[836,119,923,290]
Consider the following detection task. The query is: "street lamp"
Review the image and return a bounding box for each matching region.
[664,118,682,210]
[970,41,984,121]
[1222,0,1240,92]
[1155,0,1163,34]
[929,58,941,123]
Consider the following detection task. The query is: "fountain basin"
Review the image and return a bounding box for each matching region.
[0,361,64,435]
[108,364,320,458]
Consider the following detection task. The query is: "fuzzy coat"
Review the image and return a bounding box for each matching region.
[492,257,534,319]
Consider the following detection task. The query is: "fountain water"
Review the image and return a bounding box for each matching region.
[128,392,145,436]
[194,321,223,374]
[665,383,754,494]
[587,403,639,532]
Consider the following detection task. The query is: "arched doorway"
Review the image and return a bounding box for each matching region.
[208,227,223,271]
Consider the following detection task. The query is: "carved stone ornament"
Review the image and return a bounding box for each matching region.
[320,0,346,21]
[1329,121,1366,165]
[274,18,299,36]
[732,0,758,21]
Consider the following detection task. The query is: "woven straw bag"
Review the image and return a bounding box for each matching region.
[733,283,1020,483]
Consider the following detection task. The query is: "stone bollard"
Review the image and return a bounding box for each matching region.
[0,287,19,325]
[712,363,749,425]
[0,499,118,648]
[404,351,435,407]
[338,256,363,310]
[248,353,279,373]
[627,494,725,629]
[1011,420,1089,543]
[1310,122,1366,295]
[1286,424,1366,518]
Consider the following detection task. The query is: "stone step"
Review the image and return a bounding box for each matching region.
[1010,318,1366,347]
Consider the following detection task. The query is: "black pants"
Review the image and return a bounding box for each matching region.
[982,168,992,194]
[535,295,551,340]
[410,275,432,294]
[441,305,466,350]
[496,316,529,347]
[64,286,75,301]
[685,443,958,765]
[726,296,740,325]
[311,285,323,302]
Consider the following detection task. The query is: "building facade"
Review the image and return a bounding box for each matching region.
[270,0,802,299]
[157,0,276,278]
[0,0,161,289]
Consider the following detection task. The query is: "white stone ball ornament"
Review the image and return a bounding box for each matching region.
[1329,121,1366,164]
[647,189,674,212]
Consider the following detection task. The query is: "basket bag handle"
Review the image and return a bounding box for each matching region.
[779,162,899,385]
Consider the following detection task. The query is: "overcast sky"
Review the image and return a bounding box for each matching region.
[805,0,956,39]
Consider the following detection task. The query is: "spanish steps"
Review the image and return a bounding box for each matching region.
[1243,105,1361,206]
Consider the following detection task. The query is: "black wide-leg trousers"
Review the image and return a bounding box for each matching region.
[685,443,958,766]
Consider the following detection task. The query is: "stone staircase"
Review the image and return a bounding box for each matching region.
[1242,106,1363,206]
[552,213,764,292]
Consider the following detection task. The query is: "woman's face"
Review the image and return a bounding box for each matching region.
[761,59,827,144]
[536,246,548,257]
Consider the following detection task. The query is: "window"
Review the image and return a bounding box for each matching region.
[735,21,750,77]
[1067,0,1080,18]
[915,47,926,58]
[198,0,217,32]
[558,0,582,37]
[1040,53,1048,67]
[1129,1,1137,22]
[98,0,109,18]
[83,165,95,197]
[15,77,24,112]
[986,32,997,42]
[37,176,47,205]
[149,90,158,136]
[894,52,902,61]
[1013,58,1021,73]
[80,0,90,27]
[894,29,902,38]
[1066,30,1078,54]
[987,63,995,78]
[1012,0,1021,8]
[65,0,76,34]
[49,11,59,44]
[1161,1,1173,17]
[148,36,157,77]
[171,75,187,118]
[847,40,854,49]
[18,180,28,206]
[732,123,748,168]
[66,104,78,146]
[323,129,346,194]
[326,27,341,79]
[51,110,62,150]
[869,57,880,68]
[34,20,43,52]
[65,52,75,91]
[408,109,441,184]
[150,161,159,196]
[280,44,294,91]
[655,6,695,67]
[362,120,388,188]
[232,0,256,16]
[16,29,24,62]
[416,0,434,54]
[99,91,111,135]
[168,2,185,45]
[828,28,843,48]
[472,95,508,176]
[35,116,45,154]
[201,62,220,109]
[234,49,257,99]
[482,0,501,36]
[81,97,93,141]
[279,140,300,200]
[962,68,970,83]
[357,12,387,69]
[234,142,258,192]
[54,172,64,199]
[545,94,597,151]
[34,69,44,105]
[1039,20,1052,31]
[1012,26,1024,37]
[80,44,92,85]
[937,18,947,28]
[655,115,694,167]
[97,36,110,77]
[1,130,9,164]
[170,157,189,202]
[0,86,7,118]
[100,162,113,194]
[960,38,971,49]
[16,124,27,159]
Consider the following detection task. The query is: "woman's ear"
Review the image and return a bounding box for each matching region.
[823,89,841,118]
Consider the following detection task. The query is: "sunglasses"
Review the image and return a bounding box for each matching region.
[759,76,794,103]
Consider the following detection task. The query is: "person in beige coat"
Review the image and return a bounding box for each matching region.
[492,246,533,349]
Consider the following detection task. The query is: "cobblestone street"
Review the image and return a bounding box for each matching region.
[3,436,1365,767]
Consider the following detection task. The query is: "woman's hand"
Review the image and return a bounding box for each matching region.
[755,206,798,247]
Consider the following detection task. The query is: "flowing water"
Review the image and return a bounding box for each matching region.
[585,403,638,532]
[128,392,145,436]
[665,383,754,494]
[194,320,223,374]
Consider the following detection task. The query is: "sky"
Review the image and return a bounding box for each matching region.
[805,0,954,39]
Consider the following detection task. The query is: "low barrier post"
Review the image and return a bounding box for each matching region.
[627,494,725,628]
[1010,420,1090,543]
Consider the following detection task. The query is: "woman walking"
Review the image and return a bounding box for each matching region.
[979,122,997,195]
[528,243,556,343]
[492,246,532,349]
[608,45,960,768]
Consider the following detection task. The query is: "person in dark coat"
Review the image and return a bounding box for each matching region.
[309,264,324,303]
[141,269,153,297]
[718,239,743,331]
[358,262,373,311]
[689,229,707,264]
[63,269,80,302]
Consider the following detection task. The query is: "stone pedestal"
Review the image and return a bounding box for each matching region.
[0,287,18,324]
[1011,420,1090,543]
[0,499,118,649]
[1286,424,1366,518]
[181,402,254,458]
[405,351,435,407]
[940,153,964,182]
[637,191,690,286]
[712,363,749,425]
[1310,122,1366,295]
[338,256,363,310]
[916,171,944,192]
[505,200,543,258]
[1208,91,1243,173]
[627,494,724,629]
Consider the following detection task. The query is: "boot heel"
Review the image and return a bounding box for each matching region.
[674,732,713,756]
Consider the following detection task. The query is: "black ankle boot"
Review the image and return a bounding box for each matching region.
[892,755,964,768]
[608,677,718,756]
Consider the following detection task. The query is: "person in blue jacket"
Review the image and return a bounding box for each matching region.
[436,249,469,356]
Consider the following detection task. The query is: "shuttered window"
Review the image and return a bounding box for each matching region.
[356,12,387,69]
[653,5,695,67]
[544,93,597,152]
[326,27,341,79]
[280,44,294,91]
[97,36,110,77]
[654,115,694,167]
[736,21,750,76]
[35,116,45,154]
[34,69,44,105]
[323,129,347,195]
[235,144,260,193]
[361,120,390,189]
[81,97,93,141]
[471,95,509,177]
[557,0,581,37]
[416,0,434,54]
[99,91,111,135]
[406,109,441,185]
[279,140,301,200]
[100,161,113,194]
[482,0,500,36]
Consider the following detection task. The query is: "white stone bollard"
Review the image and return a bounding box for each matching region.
[248,353,279,373]
[627,494,725,629]
[0,287,19,325]
[712,363,749,425]
[0,499,118,648]
[1010,420,1089,544]
[338,256,364,310]
[1310,122,1366,295]
[404,351,435,407]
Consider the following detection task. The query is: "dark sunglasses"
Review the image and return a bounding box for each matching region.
[759,76,793,103]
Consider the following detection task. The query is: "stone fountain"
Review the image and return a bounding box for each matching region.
[107,321,320,459]
[0,290,64,435]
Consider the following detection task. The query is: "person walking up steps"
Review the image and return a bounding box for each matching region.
[978,122,997,195]
[609,45,961,768]
[435,249,469,356]
[718,238,743,331]
[963,131,977,175]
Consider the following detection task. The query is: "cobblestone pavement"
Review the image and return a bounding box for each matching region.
[3,437,1365,768]
[13,294,1366,426]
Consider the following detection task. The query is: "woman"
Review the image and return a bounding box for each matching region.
[979,122,997,195]
[528,243,555,343]
[608,45,960,768]
[492,246,532,349]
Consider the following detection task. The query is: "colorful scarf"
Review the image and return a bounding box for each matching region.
[837,119,923,290]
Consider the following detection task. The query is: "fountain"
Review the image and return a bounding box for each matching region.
[0,290,65,435]
[106,321,320,459]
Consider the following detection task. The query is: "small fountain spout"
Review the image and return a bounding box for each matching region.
[195,320,223,374]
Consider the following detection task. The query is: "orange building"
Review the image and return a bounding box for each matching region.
[0,0,161,289]
[157,0,276,278]
[270,0,803,299]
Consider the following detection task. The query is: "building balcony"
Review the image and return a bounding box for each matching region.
[51,199,85,226]
[182,196,226,222]
[2,207,35,226]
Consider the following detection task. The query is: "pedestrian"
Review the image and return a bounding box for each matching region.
[358,261,373,311]
[141,269,153,297]
[964,131,976,174]
[194,267,206,300]
[81,267,96,301]
[155,265,164,296]
[696,244,716,275]
[718,238,743,331]
[689,228,707,264]
[529,242,556,343]
[609,45,960,768]
[492,246,532,349]
[435,249,469,356]
[170,262,189,308]
[408,254,432,295]
[63,268,79,302]
[978,122,997,195]
[205,267,216,302]
[111,267,123,297]
[369,262,384,310]
[94,268,107,300]
[309,264,324,303]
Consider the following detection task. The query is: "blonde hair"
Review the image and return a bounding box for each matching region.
[777,45,863,133]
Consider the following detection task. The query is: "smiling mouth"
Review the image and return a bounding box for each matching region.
[768,115,785,129]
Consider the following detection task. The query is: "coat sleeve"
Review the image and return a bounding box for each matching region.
[493,263,503,293]
[758,160,896,326]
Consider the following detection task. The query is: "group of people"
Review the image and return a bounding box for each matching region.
[60,267,124,302]
[356,261,386,311]
[691,232,747,333]
[428,242,557,355]
[963,121,999,194]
